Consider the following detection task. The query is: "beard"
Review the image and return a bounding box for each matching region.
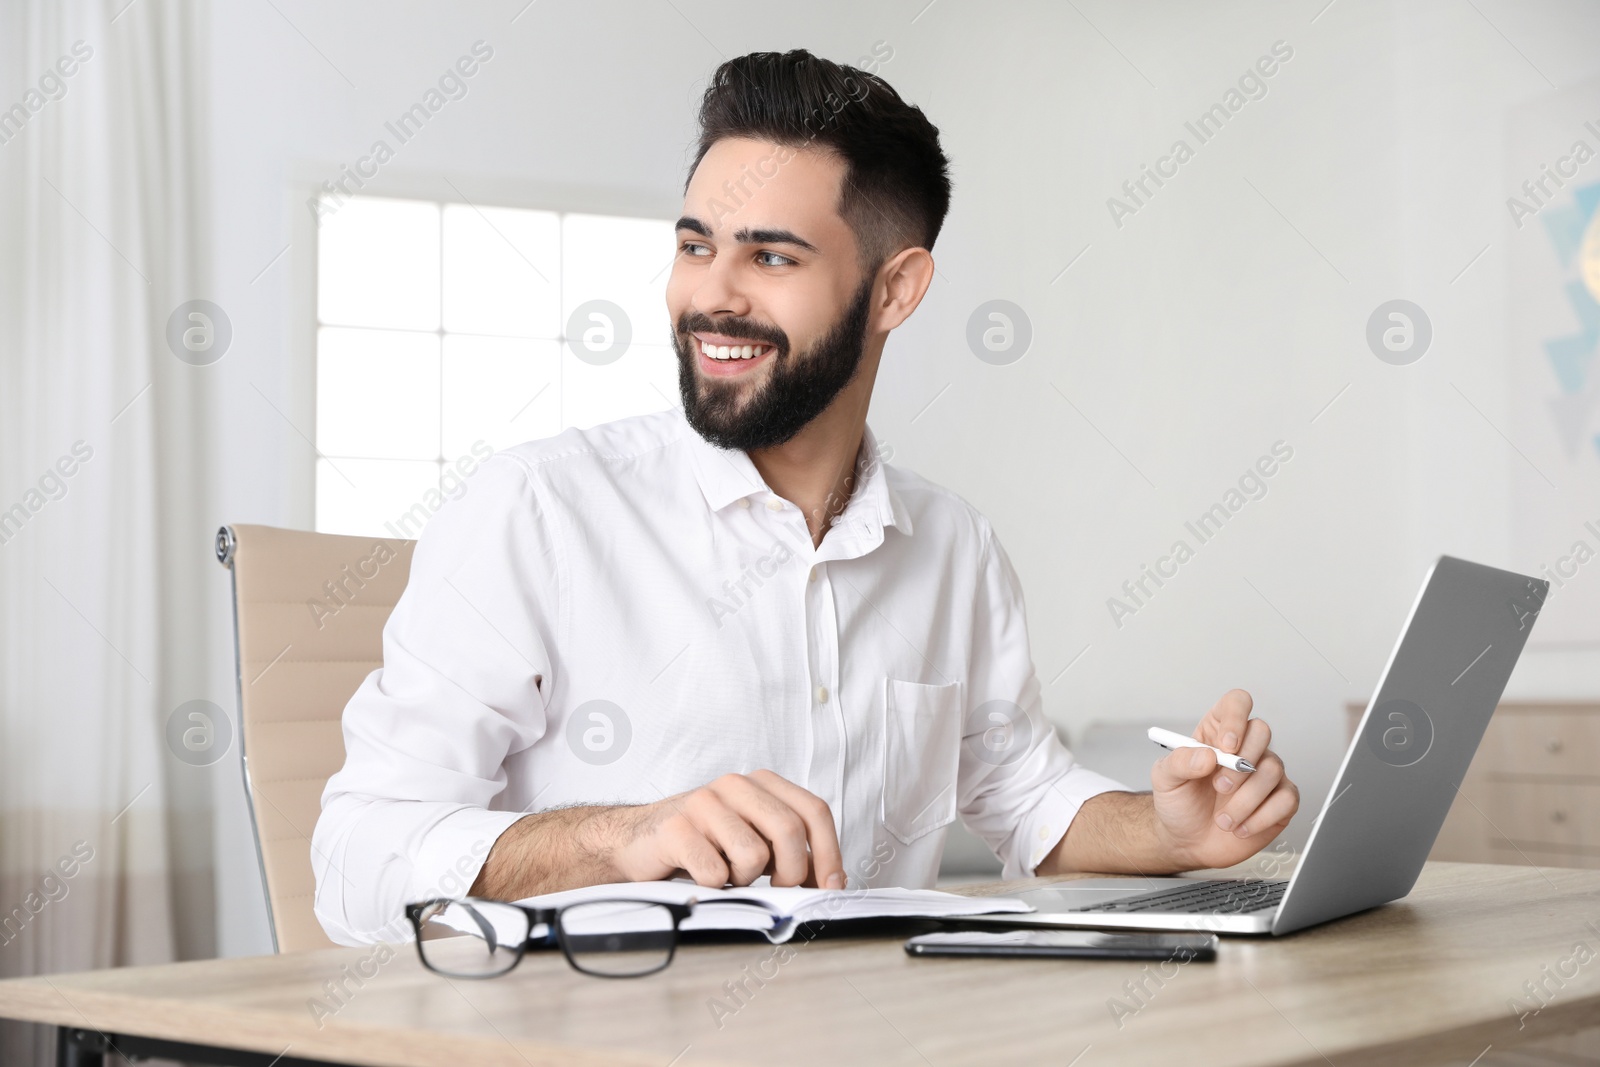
[673,276,874,452]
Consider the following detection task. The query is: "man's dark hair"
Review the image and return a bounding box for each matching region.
[688,49,952,272]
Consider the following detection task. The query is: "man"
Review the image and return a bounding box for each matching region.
[312,49,1299,945]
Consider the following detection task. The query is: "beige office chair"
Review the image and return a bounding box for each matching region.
[217,524,415,952]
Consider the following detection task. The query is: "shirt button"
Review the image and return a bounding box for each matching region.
[738,497,750,509]
[816,686,829,704]
[766,498,783,511]
[1038,826,1052,841]
[808,567,818,582]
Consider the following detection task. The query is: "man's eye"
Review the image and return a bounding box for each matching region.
[680,241,711,257]
[756,251,793,267]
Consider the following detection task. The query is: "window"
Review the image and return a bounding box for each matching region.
[313,195,679,537]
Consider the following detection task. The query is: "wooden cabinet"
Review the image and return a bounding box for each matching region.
[1345,701,1600,867]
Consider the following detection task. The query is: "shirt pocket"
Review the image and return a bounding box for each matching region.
[880,677,962,845]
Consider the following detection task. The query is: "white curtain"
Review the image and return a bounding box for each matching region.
[0,2,216,1063]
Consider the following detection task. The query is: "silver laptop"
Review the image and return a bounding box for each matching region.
[968,555,1549,936]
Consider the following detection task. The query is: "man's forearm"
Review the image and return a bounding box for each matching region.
[468,804,645,900]
[1035,790,1191,877]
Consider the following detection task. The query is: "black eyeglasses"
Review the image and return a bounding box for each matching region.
[406,896,791,978]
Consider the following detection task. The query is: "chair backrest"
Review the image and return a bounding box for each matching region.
[217,523,415,952]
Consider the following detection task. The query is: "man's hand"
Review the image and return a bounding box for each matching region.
[614,770,846,889]
[1150,688,1300,870]
[1041,689,1300,876]
[469,769,845,901]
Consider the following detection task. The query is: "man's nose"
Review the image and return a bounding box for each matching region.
[689,255,753,319]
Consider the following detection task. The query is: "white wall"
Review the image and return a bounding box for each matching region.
[203,0,1600,954]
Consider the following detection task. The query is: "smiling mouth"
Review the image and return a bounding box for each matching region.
[695,335,776,362]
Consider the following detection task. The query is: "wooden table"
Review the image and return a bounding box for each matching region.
[3,862,1599,1066]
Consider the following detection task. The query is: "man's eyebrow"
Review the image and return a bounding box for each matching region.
[733,226,819,254]
[673,216,819,255]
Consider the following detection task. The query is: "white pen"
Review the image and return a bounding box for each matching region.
[1147,726,1256,773]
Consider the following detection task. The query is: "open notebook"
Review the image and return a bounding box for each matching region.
[440,880,1032,946]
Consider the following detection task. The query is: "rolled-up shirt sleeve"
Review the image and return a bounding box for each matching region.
[312,453,558,945]
[956,524,1133,879]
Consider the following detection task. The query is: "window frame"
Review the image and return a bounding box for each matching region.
[288,174,680,535]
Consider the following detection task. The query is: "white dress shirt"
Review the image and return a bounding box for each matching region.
[312,409,1131,945]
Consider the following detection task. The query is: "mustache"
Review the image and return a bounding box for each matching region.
[676,312,789,357]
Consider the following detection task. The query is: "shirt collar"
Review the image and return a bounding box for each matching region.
[840,422,913,539]
[680,411,913,538]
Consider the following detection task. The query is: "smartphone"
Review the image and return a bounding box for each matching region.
[905,929,1218,961]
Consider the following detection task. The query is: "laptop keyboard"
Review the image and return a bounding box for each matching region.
[1077,879,1288,915]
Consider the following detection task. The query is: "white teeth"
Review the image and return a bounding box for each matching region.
[700,340,768,361]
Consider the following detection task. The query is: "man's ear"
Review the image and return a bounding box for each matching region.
[871,246,936,334]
